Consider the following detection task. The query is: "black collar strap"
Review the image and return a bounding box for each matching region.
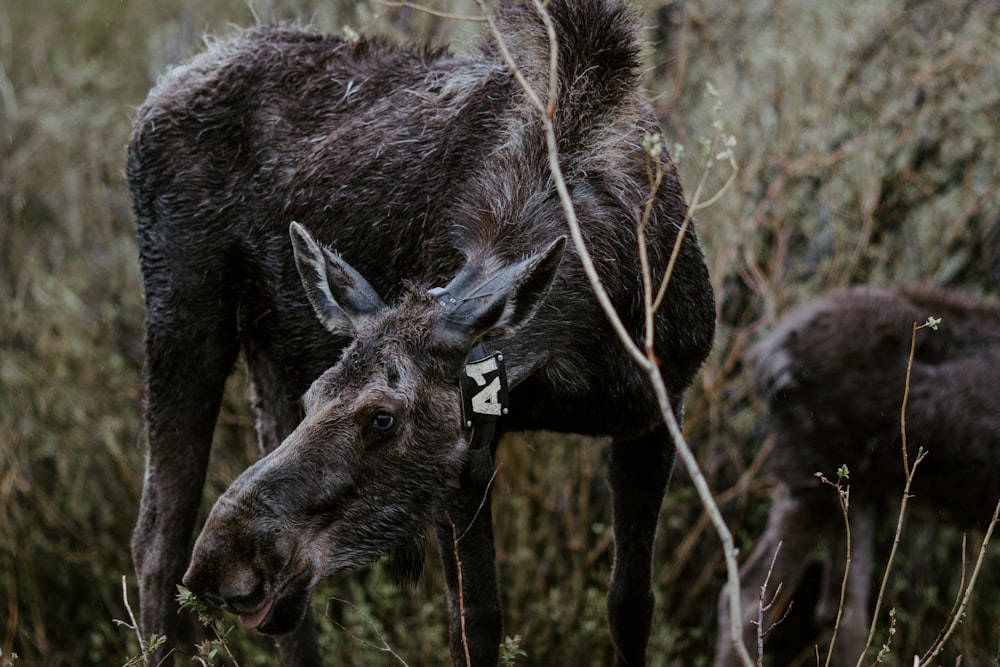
[460,343,509,434]
[430,286,511,490]
[452,342,509,490]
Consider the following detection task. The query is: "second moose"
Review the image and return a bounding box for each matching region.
[717,285,1000,666]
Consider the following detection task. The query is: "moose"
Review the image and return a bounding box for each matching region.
[716,285,1000,666]
[128,0,717,664]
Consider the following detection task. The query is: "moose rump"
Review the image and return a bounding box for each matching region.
[128,0,716,665]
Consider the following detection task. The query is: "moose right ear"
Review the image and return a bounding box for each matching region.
[289,222,387,336]
[434,236,566,349]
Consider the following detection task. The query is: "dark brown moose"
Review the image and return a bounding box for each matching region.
[128,0,716,665]
[716,286,1000,666]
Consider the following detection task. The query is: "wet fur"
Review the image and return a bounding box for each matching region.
[129,1,716,665]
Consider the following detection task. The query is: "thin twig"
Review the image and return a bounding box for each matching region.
[371,0,487,22]
[762,598,793,642]
[856,448,927,667]
[440,463,531,667]
[533,0,559,120]
[458,462,502,542]
[482,3,749,665]
[325,597,412,666]
[816,471,851,667]
[925,495,1000,661]
[637,145,667,359]
[920,535,968,663]
[829,503,850,667]
[857,320,936,667]
[868,608,897,666]
[756,541,782,666]
[652,130,738,316]
[118,576,146,663]
[445,511,472,667]
[899,323,918,477]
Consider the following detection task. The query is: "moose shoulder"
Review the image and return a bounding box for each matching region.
[128,1,716,665]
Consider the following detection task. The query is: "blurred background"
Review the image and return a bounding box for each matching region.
[1,0,997,664]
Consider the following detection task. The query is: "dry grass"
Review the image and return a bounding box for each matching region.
[0,0,997,665]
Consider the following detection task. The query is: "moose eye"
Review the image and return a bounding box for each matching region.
[371,411,395,431]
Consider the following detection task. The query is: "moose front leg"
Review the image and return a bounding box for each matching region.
[433,480,502,667]
[274,615,323,667]
[133,313,239,665]
[606,427,676,666]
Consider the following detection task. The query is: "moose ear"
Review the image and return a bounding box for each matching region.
[435,236,566,347]
[289,222,387,335]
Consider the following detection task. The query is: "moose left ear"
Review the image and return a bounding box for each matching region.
[290,221,388,336]
[434,236,566,347]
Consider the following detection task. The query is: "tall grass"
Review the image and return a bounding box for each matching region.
[0,0,997,665]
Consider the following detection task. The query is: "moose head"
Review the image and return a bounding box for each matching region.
[182,222,565,634]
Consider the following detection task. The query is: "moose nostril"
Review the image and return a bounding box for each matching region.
[219,575,267,614]
[182,565,207,596]
[182,567,223,606]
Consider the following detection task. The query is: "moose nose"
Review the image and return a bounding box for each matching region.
[182,561,222,606]
[217,574,268,614]
[183,558,267,614]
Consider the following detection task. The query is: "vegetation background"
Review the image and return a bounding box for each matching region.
[1,0,997,665]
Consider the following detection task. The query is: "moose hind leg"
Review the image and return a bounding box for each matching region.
[433,480,501,667]
[606,428,676,666]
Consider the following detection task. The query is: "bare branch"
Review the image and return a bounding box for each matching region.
[925,494,1000,661]
[476,4,749,665]
[120,576,146,661]
[325,597,412,666]
[473,0,547,116]
[457,462,502,542]
[445,511,473,667]
[756,541,783,666]
[899,322,918,477]
[920,535,968,663]
[857,321,936,667]
[761,599,794,641]
[371,0,488,23]
[816,470,851,667]
[529,0,559,119]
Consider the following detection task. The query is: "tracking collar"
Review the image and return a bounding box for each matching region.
[456,343,508,489]
[430,287,510,490]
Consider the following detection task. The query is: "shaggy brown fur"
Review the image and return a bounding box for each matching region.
[129,1,716,665]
